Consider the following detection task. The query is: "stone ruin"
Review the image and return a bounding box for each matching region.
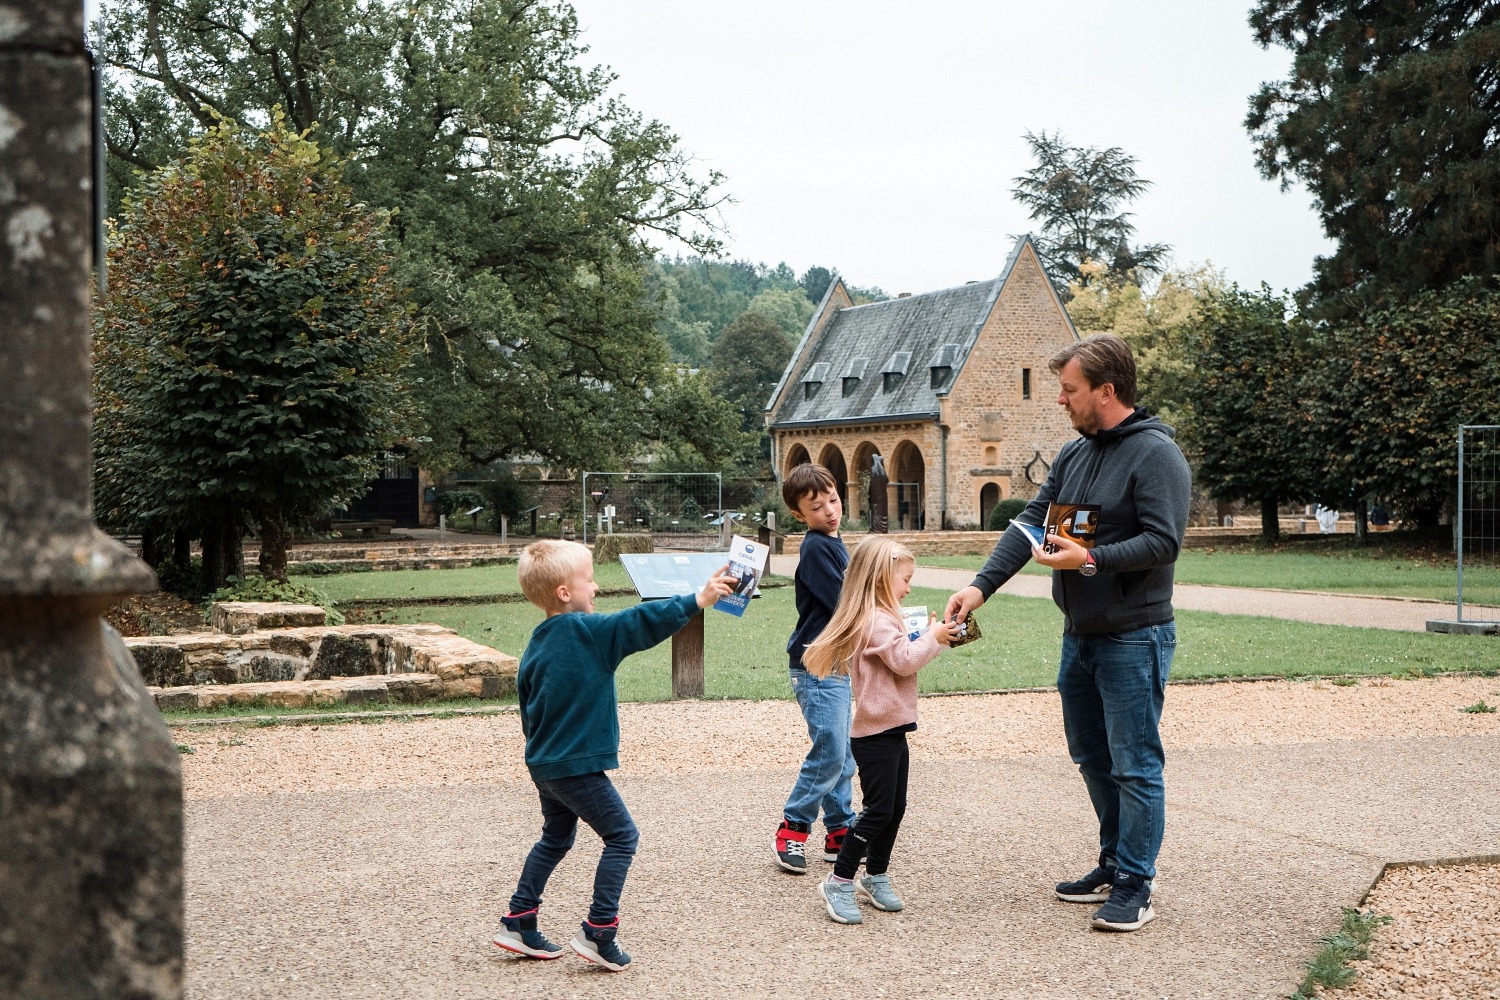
[125,602,519,711]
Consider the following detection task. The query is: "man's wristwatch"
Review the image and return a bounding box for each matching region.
[1078,552,1098,577]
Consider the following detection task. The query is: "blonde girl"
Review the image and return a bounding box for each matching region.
[803,536,959,924]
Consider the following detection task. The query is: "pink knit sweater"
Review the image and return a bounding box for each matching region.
[848,608,943,738]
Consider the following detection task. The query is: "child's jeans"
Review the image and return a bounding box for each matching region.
[509,771,639,925]
[782,666,857,831]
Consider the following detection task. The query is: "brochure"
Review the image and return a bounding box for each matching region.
[1044,502,1100,554]
[901,605,929,641]
[1006,518,1045,549]
[713,534,770,617]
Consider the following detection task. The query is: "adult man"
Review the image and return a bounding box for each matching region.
[945,333,1190,932]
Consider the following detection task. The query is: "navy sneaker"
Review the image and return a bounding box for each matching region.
[1090,871,1156,932]
[1055,854,1117,903]
[492,910,564,959]
[571,919,631,971]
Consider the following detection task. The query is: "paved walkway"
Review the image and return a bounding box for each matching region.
[770,555,1500,632]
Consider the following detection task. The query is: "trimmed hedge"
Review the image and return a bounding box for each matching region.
[986,498,1029,531]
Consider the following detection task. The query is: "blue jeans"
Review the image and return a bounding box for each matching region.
[1057,622,1176,880]
[783,667,857,831]
[509,772,639,924]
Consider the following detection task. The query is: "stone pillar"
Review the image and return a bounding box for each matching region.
[0,4,183,997]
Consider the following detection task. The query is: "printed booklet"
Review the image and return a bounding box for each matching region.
[901,605,930,641]
[713,534,770,617]
[1006,502,1101,555]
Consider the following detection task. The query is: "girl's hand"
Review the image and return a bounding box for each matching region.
[696,565,738,608]
[927,614,961,647]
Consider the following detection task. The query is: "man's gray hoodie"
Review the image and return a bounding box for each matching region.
[971,409,1191,635]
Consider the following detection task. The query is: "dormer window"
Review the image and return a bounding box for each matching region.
[930,343,959,389]
[882,351,911,393]
[842,358,868,398]
[801,361,831,400]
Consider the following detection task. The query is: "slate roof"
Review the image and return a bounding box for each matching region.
[769,239,1031,428]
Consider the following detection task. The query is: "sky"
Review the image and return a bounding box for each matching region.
[566,0,1336,296]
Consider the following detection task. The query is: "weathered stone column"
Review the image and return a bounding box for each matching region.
[0,3,183,997]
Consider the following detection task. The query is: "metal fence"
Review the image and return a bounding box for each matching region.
[1457,424,1499,623]
[580,472,723,545]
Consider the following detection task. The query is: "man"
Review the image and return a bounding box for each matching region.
[945,333,1190,932]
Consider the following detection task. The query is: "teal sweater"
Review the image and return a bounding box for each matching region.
[517,594,700,782]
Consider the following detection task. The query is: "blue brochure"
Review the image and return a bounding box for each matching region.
[1007,519,1045,549]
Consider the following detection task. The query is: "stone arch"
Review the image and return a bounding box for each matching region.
[817,443,849,512]
[784,442,811,472]
[851,441,882,525]
[983,445,998,465]
[979,482,1000,528]
[890,439,926,531]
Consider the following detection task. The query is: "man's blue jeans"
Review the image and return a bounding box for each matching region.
[783,667,857,831]
[1057,622,1176,880]
[509,772,639,924]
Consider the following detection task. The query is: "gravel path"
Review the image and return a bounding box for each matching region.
[174,674,1500,998]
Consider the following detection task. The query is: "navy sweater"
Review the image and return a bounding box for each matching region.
[517,594,699,782]
[786,529,848,669]
[972,409,1191,634]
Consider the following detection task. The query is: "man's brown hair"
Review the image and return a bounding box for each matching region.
[1049,333,1138,407]
[781,462,839,512]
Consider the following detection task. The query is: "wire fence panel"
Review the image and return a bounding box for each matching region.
[581,472,723,545]
[1458,425,1500,622]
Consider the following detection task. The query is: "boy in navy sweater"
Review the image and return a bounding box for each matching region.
[774,463,855,873]
[492,540,735,972]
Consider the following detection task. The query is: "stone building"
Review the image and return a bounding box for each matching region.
[764,236,1079,530]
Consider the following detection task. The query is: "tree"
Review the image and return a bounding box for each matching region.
[1180,286,1319,539]
[94,0,725,474]
[93,112,417,589]
[1066,261,1226,431]
[1320,277,1500,528]
[710,312,796,435]
[745,287,814,343]
[1247,2,1500,310]
[799,265,834,303]
[1011,130,1171,291]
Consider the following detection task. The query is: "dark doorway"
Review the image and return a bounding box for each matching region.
[345,453,420,526]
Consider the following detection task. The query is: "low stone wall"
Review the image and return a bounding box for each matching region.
[125,622,519,708]
[211,601,326,635]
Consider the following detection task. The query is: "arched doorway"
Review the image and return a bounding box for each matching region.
[784,443,811,472]
[818,444,849,512]
[890,440,926,531]
[979,483,1000,529]
[851,441,881,526]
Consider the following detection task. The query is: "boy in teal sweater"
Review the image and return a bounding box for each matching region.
[492,540,735,972]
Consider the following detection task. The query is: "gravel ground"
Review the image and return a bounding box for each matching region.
[174,674,1500,997]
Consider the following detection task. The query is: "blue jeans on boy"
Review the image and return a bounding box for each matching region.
[1056,622,1176,880]
[783,666,857,830]
[509,772,639,925]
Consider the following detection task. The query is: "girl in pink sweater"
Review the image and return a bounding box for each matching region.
[802,536,959,924]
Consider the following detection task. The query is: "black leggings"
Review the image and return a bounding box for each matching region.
[833,730,910,879]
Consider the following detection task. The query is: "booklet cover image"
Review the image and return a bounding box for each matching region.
[713,534,770,616]
[1044,502,1100,554]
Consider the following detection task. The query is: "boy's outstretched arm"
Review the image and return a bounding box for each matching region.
[697,565,738,608]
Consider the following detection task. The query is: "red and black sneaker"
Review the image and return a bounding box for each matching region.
[823,826,848,862]
[774,819,811,873]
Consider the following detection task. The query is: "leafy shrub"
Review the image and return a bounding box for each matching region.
[986,498,1029,531]
[439,489,488,516]
[203,575,344,625]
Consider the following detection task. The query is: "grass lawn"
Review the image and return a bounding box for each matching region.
[916,539,1499,605]
[355,584,1493,704]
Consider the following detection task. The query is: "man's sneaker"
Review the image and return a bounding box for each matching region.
[1091,871,1156,932]
[819,877,863,924]
[570,919,631,971]
[822,826,848,862]
[1055,855,1118,903]
[492,910,564,959]
[855,873,905,912]
[775,819,810,873]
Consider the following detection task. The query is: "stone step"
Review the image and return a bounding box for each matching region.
[151,673,457,711]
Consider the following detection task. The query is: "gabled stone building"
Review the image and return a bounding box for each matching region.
[765,236,1079,530]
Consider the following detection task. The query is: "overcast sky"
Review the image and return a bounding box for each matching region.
[84,0,1335,297]
[568,0,1335,296]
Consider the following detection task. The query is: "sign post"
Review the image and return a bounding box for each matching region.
[619,552,728,698]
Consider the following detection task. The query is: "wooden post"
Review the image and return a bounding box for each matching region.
[671,614,705,698]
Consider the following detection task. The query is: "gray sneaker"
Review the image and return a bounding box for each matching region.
[856,873,905,911]
[819,877,863,924]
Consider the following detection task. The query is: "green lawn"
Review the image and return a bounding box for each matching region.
[916,542,1499,605]
[360,584,1493,703]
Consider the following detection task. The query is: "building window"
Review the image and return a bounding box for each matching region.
[1021,368,1032,400]
[983,445,998,465]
